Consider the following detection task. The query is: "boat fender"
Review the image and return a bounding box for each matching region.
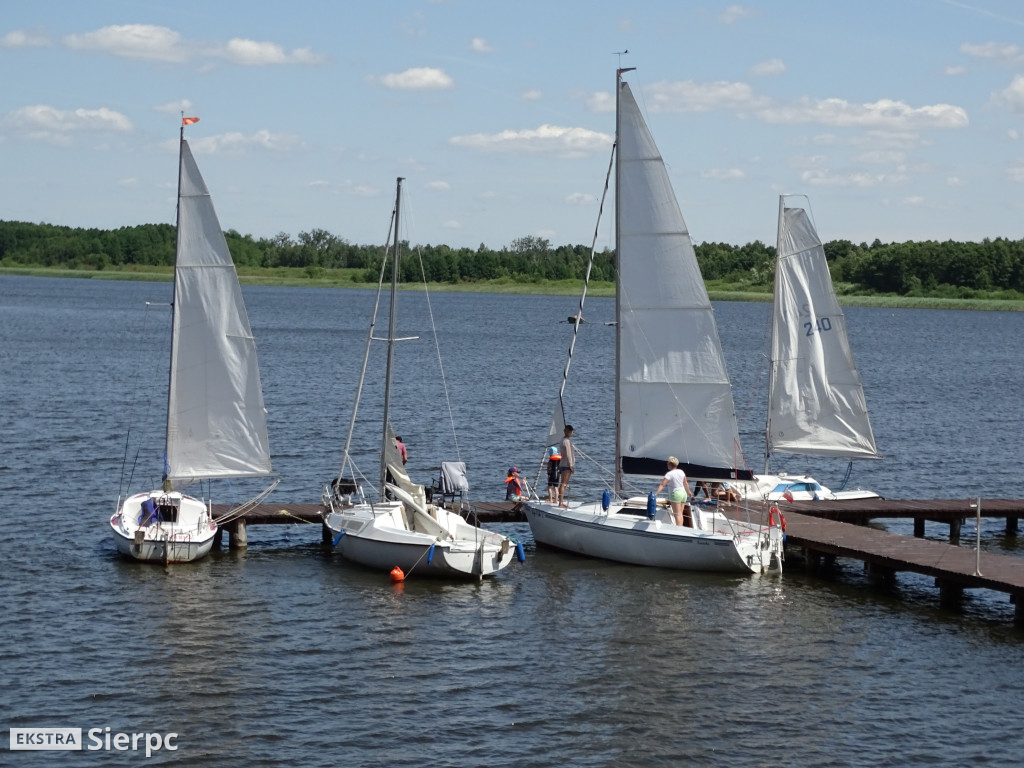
[427,543,435,564]
[390,566,405,583]
[646,492,656,520]
[768,506,787,533]
[332,529,345,547]
[515,541,526,562]
[602,489,611,511]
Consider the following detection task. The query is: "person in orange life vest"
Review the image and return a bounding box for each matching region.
[545,445,561,502]
[505,466,526,501]
[395,435,407,465]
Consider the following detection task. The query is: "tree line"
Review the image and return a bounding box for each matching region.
[2,219,1023,298]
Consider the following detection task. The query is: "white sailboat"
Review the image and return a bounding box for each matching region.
[109,119,274,563]
[752,195,881,502]
[522,70,783,574]
[322,177,522,579]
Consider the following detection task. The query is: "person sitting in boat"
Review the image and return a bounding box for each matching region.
[545,445,561,503]
[654,456,693,528]
[505,466,526,501]
[713,481,739,504]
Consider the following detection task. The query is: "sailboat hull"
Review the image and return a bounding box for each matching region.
[110,492,217,563]
[324,502,518,580]
[523,500,782,574]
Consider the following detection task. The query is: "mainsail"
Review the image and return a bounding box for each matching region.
[615,79,748,481]
[165,139,273,488]
[766,197,879,461]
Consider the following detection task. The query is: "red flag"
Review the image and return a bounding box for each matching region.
[783,488,794,502]
[182,117,200,126]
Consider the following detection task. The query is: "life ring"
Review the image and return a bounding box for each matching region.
[768,505,787,532]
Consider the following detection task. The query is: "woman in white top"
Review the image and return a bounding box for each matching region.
[654,456,691,527]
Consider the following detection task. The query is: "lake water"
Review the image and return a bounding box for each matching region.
[1,274,1023,767]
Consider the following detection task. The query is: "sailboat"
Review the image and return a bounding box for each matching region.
[109,119,274,563]
[322,177,522,579]
[751,195,881,502]
[521,70,784,574]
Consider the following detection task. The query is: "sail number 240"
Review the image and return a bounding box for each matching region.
[804,316,832,336]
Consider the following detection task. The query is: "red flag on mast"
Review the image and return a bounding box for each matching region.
[182,117,200,126]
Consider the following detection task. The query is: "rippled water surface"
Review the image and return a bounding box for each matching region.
[1,275,1023,767]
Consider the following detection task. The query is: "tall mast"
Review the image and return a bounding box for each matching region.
[379,176,404,497]
[764,193,785,473]
[614,67,634,492]
[164,125,186,491]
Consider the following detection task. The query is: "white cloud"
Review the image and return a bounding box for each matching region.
[1,29,51,48]
[901,195,925,206]
[64,24,186,62]
[997,74,1024,112]
[375,67,454,90]
[800,168,909,188]
[450,124,612,156]
[7,104,132,144]
[220,39,325,65]
[61,24,324,66]
[470,37,493,53]
[522,89,543,101]
[427,180,451,191]
[1006,163,1024,182]
[750,58,786,77]
[758,97,968,129]
[945,65,967,76]
[443,220,462,230]
[566,192,596,204]
[719,5,753,24]
[700,168,745,180]
[855,150,907,164]
[641,80,768,113]
[187,130,305,154]
[961,41,1024,64]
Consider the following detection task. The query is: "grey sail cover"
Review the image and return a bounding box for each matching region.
[616,81,745,478]
[767,203,879,459]
[165,139,272,488]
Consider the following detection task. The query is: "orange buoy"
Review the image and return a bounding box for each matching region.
[389,566,405,583]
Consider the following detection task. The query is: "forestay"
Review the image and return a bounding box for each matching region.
[766,201,879,460]
[165,140,273,489]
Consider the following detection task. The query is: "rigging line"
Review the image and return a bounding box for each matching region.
[336,207,397,485]
[413,244,462,463]
[558,140,617,403]
[117,300,162,497]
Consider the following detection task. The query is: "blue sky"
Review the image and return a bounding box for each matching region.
[3,0,1024,251]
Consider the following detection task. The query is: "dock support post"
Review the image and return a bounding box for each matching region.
[322,523,333,545]
[1014,596,1024,628]
[1008,516,1019,537]
[949,517,962,542]
[213,526,224,549]
[937,578,963,610]
[229,519,248,549]
[913,518,925,538]
[867,562,896,588]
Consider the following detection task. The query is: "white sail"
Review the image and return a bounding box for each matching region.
[766,198,879,460]
[616,81,746,480]
[165,139,272,488]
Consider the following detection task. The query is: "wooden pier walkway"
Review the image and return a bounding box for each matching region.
[212,498,1024,624]
[781,510,1024,625]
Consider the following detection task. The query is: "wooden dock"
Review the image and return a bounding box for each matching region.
[212,498,1024,624]
[781,510,1024,625]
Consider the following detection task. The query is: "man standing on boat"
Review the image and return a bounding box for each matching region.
[395,435,408,465]
[557,425,575,508]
